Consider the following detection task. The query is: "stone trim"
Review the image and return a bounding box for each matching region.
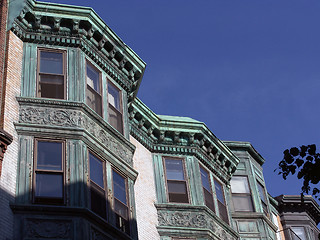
[16,97,135,169]
[156,204,238,240]
[129,98,239,183]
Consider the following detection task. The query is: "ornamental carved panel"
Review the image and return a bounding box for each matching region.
[19,106,133,164]
[91,227,113,240]
[158,211,235,240]
[24,219,72,239]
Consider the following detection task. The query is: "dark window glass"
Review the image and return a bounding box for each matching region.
[35,173,63,198]
[86,62,102,116]
[112,170,130,235]
[108,82,123,134]
[257,182,268,215]
[37,141,62,171]
[89,152,106,219]
[38,49,65,99]
[34,140,64,204]
[214,179,228,224]
[113,171,127,204]
[89,153,104,188]
[231,176,254,212]
[200,166,215,212]
[164,158,189,204]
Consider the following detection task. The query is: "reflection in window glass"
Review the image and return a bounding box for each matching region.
[165,159,185,180]
[89,153,104,188]
[86,63,100,92]
[40,51,63,74]
[108,84,121,110]
[291,227,307,240]
[34,139,64,204]
[199,166,215,212]
[164,158,189,203]
[37,141,62,170]
[231,176,250,193]
[35,173,63,198]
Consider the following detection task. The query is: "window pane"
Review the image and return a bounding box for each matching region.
[40,51,63,74]
[200,166,211,192]
[39,75,64,99]
[291,227,307,240]
[218,201,229,223]
[108,84,121,110]
[231,176,250,193]
[165,159,185,180]
[37,141,62,171]
[108,105,123,133]
[89,153,104,188]
[113,170,127,205]
[90,186,106,219]
[214,180,225,204]
[168,181,188,203]
[35,173,63,198]
[257,182,267,203]
[86,88,102,116]
[204,188,215,212]
[232,195,254,211]
[86,63,100,93]
[114,198,128,219]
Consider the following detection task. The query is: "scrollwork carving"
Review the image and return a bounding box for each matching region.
[19,105,133,164]
[158,210,236,240]
[25,219,71,238]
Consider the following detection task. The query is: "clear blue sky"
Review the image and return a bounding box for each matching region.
[42,0,320,198]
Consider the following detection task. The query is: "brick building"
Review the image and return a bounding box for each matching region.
[0,0,319,239]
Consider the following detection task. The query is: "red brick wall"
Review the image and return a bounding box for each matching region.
[0,0,8,128]
[0,0,8,175]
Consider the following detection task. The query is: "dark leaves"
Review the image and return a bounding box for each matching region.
[276,144,320,198]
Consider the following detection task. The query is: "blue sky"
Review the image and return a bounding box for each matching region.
[42,0,320,198]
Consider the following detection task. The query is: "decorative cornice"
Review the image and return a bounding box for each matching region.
[156,204,238,240]
[223,141,265,166]
[16,97,135,169]
[10,0,146,102]
[275,195,320,225]
[129,98,240,183]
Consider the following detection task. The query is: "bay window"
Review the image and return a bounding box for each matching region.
[89,152,107,218]
[34,139,64,204]
[214,179,229,223]
[86,61,102,116]
[257,181,268,215]
[112,169,130,234]
[230,176,254,212]
[37,49,66,99]
[164,158,189,203]
[108,82,123,134]
[199,165,215,212]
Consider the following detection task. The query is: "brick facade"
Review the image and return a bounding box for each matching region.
[0,30,23,240]
[131,136,160,240]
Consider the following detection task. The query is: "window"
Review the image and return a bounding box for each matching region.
[214,179,229,224]
[257,181,268,215]
[86,61,102,116]
[164,158,189,203]
[108,82,123,134]
[199,165,215,212]
[291,227,307,240]
[37,49,66,99]
[230,176,254,212]
[89,152,106,218]
[34,139,64,204]
[112,170,130,235]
